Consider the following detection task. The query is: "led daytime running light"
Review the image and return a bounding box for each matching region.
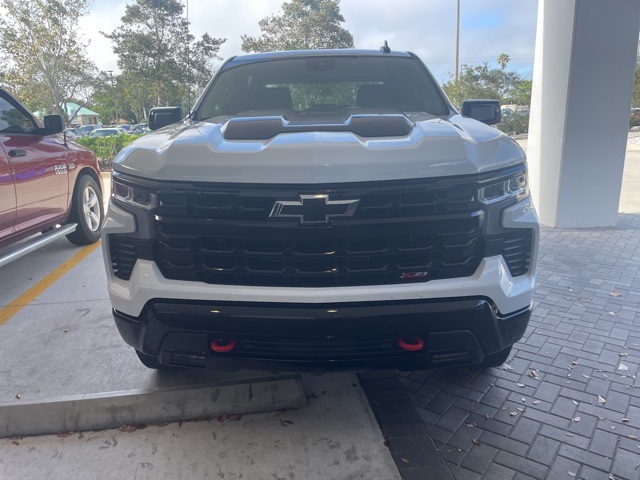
[112,179,157,210]
[478,173,528,205]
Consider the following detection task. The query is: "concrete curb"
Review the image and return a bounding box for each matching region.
[0,375,306,438]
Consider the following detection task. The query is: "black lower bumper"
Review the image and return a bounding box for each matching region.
[113,297,531,372]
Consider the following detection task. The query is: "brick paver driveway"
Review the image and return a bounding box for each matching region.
[362,213,640,479]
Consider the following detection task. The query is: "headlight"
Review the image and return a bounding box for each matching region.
[111,178,157,210]
[478,171,528,205]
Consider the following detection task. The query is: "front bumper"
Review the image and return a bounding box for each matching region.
[113,297,531,371]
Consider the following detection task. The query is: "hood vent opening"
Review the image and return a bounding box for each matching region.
[221,114,414,140]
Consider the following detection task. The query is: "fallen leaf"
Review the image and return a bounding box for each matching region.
[522,397,526,402]
[582,374,591,379]
[400,458,410,464]
[466,423,476,428]
[619,352,629,357]
[11,440,19,446]
[484,414,491,420]
[566,432,574,437]
[472,439,481,446]
[510,412,518,417]
[568,288,573,292]
[571,361,578,366]
[619,364,629,371]
[15,393,21,400]
[119,425,138,433]
[609,292,622,297]
[63,329,70,333]
[569,472,576,477]
[57,431,74,438]
[573,400,579,405]
[627,435,639,440]
[598,395,606,405]
[528,370,539,379]
[573,417,581,422]
[517,407,524,412]
[502,364,513,371]
[622,418,630,423]
[598,416,605,420]
[516,383,526,387]
[609,312,616,316]
[533,400,541,405]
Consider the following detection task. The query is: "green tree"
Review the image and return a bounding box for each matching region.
[104,0,226,111]
[442,55,524,109]
[510,79,532,107]
[0,0,97,122]
[241,0,354,52]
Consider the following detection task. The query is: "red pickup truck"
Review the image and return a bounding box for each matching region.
[0,87,103,264]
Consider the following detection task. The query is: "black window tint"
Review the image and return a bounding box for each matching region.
[197,56,448,119]
[0,97,37,134]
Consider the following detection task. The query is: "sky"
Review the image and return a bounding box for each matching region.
[79,0,539,83]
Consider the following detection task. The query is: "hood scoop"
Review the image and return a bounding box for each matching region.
[221,112,414,140]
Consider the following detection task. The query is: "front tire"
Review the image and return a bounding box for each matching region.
[66,174,104,245]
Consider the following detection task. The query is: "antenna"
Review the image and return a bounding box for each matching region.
[380,40,391,54]
[186,0,191,113]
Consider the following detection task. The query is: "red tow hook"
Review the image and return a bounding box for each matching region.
[398,337,425,352]
[210,338,237,353]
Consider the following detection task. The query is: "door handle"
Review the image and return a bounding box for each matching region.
[8,149,27,158]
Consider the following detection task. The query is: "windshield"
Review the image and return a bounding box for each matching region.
[196,56,449,120]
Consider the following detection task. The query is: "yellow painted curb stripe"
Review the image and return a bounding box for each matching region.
[0,241,101,326]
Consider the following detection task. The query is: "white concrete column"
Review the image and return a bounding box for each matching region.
[528,0,640,228]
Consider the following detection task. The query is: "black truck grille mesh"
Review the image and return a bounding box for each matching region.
[109,181,533,285]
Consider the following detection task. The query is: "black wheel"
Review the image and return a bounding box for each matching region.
[66,174,104,245]
[480,346,513,368]
[135,350,168,369]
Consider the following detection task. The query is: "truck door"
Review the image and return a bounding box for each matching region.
[0,144,17,239]
[0,92,68,234]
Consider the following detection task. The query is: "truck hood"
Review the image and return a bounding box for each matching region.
[113,114,526,184]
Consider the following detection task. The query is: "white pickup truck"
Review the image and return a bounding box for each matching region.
[102,48,539,371]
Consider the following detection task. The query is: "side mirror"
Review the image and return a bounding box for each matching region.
[42,115,64,135]
[461,100,501,125]
[149,107,183,131]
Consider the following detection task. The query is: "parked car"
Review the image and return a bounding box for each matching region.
[0,87,104,263]
[64,128,79,139]
[89,128,121,137]
[75,124,99,137]
[102,48,539,371]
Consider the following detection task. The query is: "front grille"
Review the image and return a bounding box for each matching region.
[150,180,486,287]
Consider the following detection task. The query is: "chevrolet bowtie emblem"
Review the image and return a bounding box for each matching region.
[270,195,360,224]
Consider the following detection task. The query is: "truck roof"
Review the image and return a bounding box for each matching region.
[229,49,414,64]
